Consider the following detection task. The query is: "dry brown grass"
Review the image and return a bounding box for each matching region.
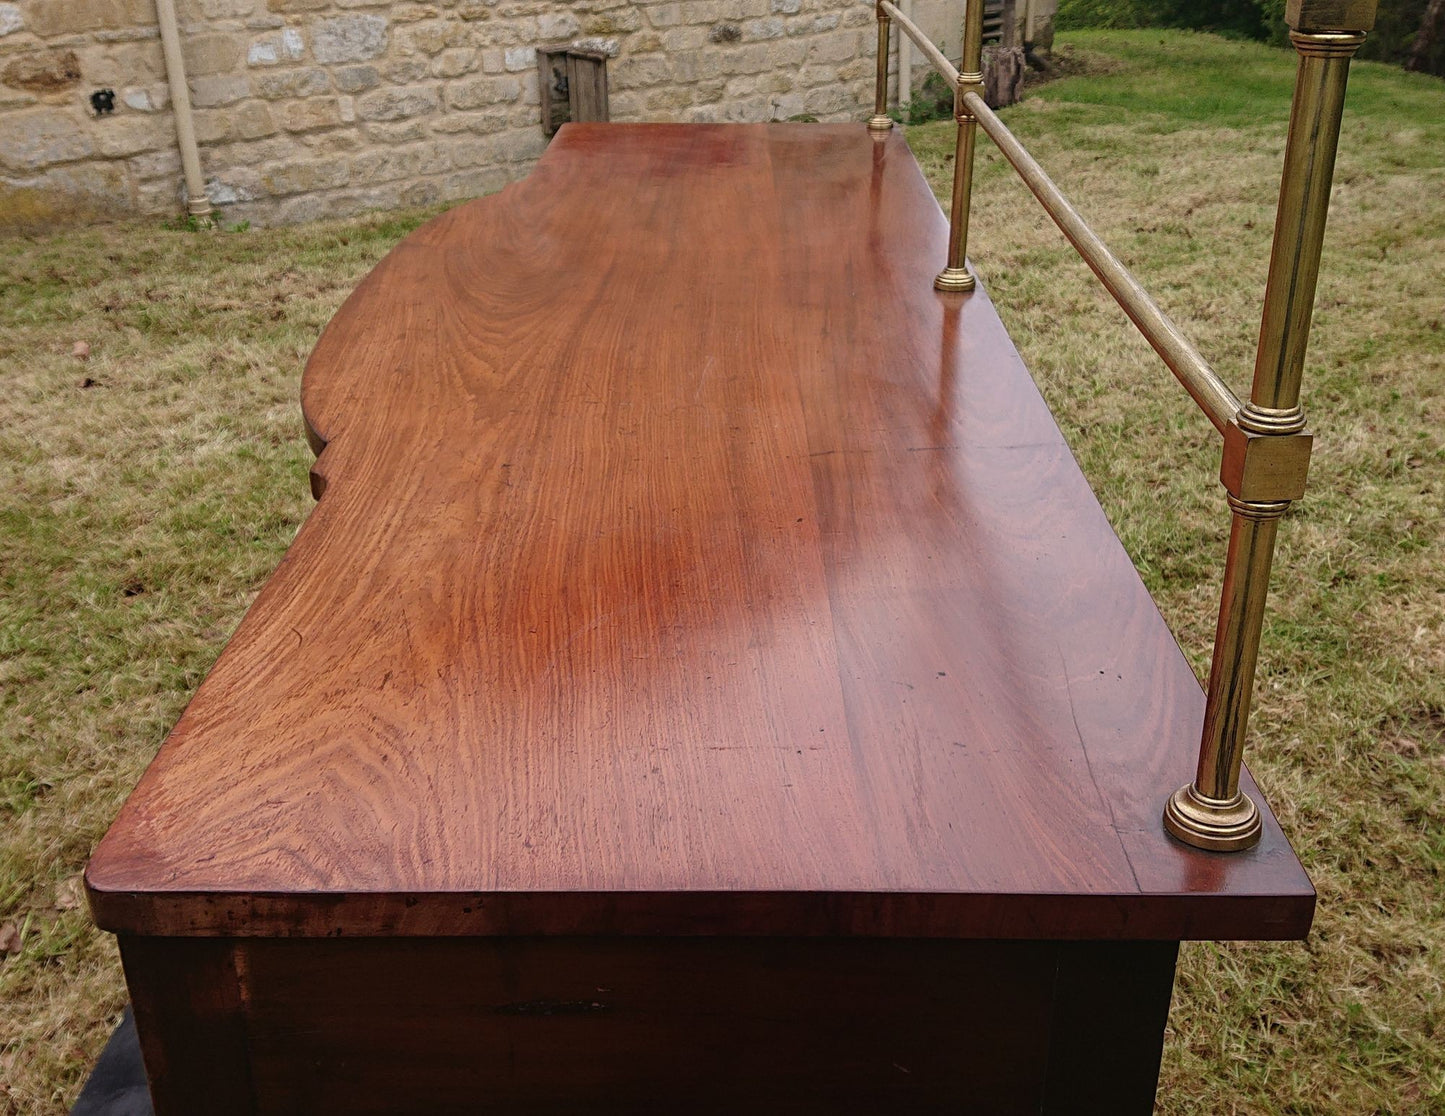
[1,30,1442,1114]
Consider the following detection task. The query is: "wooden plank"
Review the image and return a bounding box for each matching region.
[566,51,609,124]
[223,936,1170,1113]
[86,124,1314,942]
[120,937,254,1115]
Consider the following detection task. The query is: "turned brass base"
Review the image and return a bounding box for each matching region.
[866,114,894,134]
[933,265,975,292]
[1163,784,1262,852]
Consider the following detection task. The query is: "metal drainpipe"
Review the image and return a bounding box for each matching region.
[899,0,913,113]
[154,0,212,218]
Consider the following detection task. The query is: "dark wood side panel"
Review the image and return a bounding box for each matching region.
[117,936,1177,1115]
[1043,940,1179,1114]
[120,936,254,1115]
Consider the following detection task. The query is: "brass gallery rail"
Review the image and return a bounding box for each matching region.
[868,0,1379,851]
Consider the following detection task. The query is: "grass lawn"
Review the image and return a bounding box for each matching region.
[2,28,1442,1114]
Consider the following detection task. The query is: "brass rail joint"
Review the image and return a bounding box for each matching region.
[934,0,985,291]
[860,0,1376,853]
[868,2,894,133]
[1165,0,1375,852]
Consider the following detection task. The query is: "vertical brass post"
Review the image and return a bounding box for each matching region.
[868,3,894,134]
[934,0,985,292]
[1164,0,1376,852]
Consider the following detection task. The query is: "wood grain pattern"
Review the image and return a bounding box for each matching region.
[87,123,1313,941]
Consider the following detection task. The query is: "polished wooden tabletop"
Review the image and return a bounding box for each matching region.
[88,124,1313,941]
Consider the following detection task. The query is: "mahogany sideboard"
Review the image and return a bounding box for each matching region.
[88,123,1314,1114]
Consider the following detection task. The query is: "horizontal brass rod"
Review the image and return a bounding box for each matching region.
[962,90,1242,435]
[880,1,960,88]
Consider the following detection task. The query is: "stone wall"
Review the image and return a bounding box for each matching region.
[0,0,1032,225]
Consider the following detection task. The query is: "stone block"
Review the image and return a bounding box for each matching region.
[274,192,332,222]
[33,159,130,201]
[612,54,670,90]
[722,42,774,75]
[389,4,439,26]
[0,108,93,171]
[189,73,252,107]
[502,45,534,71]
[399,176,439,206]
[446,134,501,168]
[682,0,748,23]
[581,9,642,34]
[570,36,620,56]
[333,65,380,92]
[121,84,170,111]
[356,85,439,120]
[802,84,851,115]
[383,58,431,83]
[794,12,839,34]
[743,16,784,39]
[646,85,693,111]
[767,38,807,66]
[771,0,800,12]
[352,140,449,182]
[129,147,181,181]
[806,29,860,64]
[195,0,264,19]
[313,119,361,145]
[260,154,349,194]
[684,102,723,122]
[442,166,508,201]
[495,129,543,163]
[361,118,428,143]
[247,28,305,66]
[225,99,275,140]
[209,135,295,165]
[93,114,170,157]
[190,108,232,143]
[770,91,805,118]
[444,74,519,109]
[82,41,166,87]
[0,4,23,36]
[134,176,184,212]
[537,11,579,38]
[2,50,83,93]
[25,0,155,37]
[206,171,260,204]
[400,19,453,54]
[431,48,478,78]
[251,67,328,99]
[184,32,245,76]
[661,26,708,51]
[267,0,328,11]
[311,14,388,64]
[279,95,341,131]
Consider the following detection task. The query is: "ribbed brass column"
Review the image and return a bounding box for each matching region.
[868,3,894,134]
[1165,0,1377,852]
[934,0,985,291]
